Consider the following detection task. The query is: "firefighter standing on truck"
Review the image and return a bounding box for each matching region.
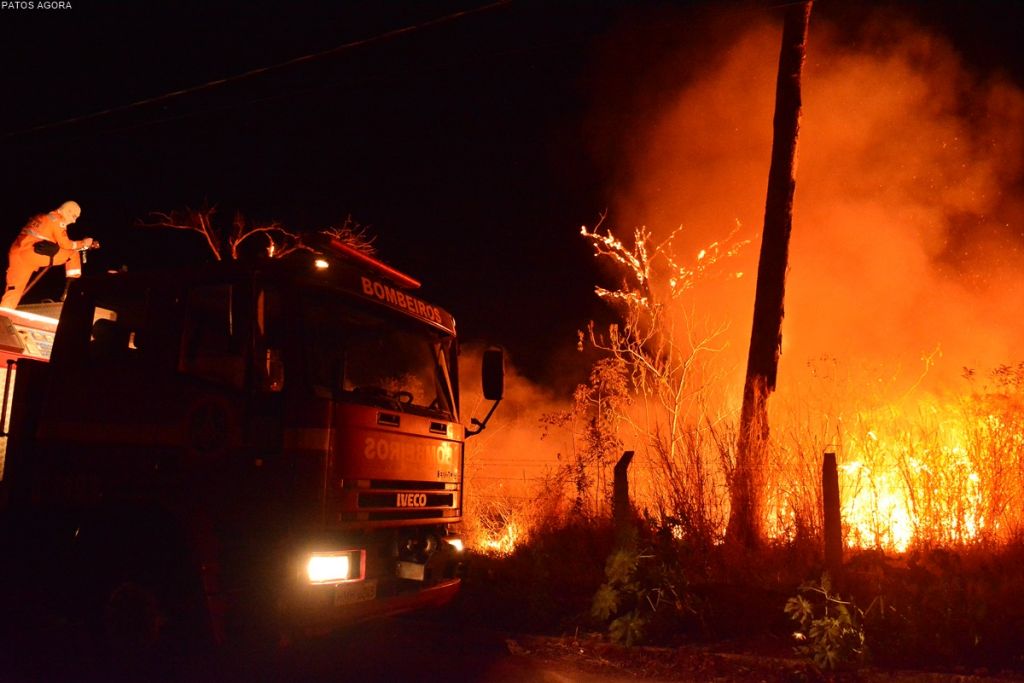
[1,200,97,309]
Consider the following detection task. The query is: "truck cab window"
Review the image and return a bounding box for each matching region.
[86,297,146,366]
[300,293,455,419]
[89,317,131,362]
[179,284,246,389]
[254,286,284,392]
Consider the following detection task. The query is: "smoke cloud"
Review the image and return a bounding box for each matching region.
[603,9,1024,395]
[460,346,573,545]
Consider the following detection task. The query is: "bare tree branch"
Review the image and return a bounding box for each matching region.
[138,206,377,263]
[138,204,223,260]
[227,211,301,260]
[578,220,746,544]
[320,215,376,256]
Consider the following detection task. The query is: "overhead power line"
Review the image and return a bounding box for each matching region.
[4,0,512,140]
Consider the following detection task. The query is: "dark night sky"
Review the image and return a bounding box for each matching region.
[1,0,1021,389]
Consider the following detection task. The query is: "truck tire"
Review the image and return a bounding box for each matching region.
[104,579,164,650]
[72,506,214,673]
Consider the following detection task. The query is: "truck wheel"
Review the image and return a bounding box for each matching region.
[72,509,213,671]
[95,566,212,679]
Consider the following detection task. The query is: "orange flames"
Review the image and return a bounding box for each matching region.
[595,10,1024,550]
[763,378,1024,551]
[464,9,1024,555]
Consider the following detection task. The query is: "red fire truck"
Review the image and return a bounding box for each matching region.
[0,238,503,651]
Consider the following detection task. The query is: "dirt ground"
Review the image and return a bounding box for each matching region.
[4,608,1024,682]
[504,633,1024,683]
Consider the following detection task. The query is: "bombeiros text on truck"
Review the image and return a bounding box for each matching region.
[0,234,504,650]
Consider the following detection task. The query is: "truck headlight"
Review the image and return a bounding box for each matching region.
[443,536,464,553]
[306,550,364,584]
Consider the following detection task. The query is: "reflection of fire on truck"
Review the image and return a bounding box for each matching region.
[0,237,503,649]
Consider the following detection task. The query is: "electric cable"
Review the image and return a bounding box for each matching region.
[3,0,513,140]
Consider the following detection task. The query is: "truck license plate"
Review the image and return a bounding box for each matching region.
[334,579,377,607]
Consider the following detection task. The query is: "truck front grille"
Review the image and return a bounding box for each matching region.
[334,479,460,523]
[338,509,459,522]
[366,479,449,491]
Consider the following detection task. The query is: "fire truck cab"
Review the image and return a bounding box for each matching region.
[0,242,502,649]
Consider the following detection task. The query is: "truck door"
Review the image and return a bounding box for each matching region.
[37,281,189,497]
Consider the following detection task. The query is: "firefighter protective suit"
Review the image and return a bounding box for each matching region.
[1,201,95,309]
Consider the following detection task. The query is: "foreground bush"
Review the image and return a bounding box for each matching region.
[458,515,1024,674]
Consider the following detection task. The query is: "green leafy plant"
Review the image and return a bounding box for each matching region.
[784,573,866,671]
[592,546,646,646]
[591,542,693,646]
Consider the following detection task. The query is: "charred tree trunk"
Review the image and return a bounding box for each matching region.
[727,1,812,549]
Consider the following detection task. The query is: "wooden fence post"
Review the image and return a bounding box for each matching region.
[613,451,635,542]
[822,451,843,580]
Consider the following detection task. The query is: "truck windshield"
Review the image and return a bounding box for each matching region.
[300,292,456,419]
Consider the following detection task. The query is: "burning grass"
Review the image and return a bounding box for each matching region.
[459,360,1024,671]
[762,361,1024,552]
[466,363,1024,556]
[458,9,1024,668]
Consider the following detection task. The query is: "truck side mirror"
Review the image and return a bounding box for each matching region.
[481,346,504,401]
[467,346,504,437]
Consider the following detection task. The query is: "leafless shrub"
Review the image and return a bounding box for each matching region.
[138,205,374,260]
[574,219,747,547]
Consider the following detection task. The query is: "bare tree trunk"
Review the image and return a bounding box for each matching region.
[727,0,812,549]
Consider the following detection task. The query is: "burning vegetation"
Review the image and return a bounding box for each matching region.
[466,5,1024,555]
[458,5,1024,673]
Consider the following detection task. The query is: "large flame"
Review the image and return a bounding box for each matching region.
[597,11,1024,551]
[465,9,1024,554]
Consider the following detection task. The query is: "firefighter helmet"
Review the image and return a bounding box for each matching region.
[57,200,81,224]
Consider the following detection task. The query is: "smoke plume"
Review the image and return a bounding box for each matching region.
[603,8,1024,395]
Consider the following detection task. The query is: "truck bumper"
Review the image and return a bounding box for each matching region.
[285,577,461,637]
